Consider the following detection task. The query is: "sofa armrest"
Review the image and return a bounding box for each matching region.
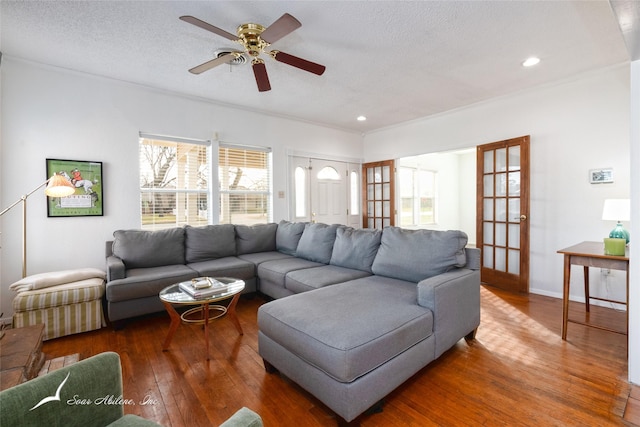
[106,255,126,281]
[417,268,480,358]
[0,352,125,426]
[219,407,264,427]
[464,247,480,270]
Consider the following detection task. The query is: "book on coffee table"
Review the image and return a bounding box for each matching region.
[179,277,230,298]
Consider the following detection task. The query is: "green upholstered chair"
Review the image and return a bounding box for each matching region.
[0,351,263,427]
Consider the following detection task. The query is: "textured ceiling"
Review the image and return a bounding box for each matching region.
[0,1,631,133]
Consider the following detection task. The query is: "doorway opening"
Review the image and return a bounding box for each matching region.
[395,148,477,245]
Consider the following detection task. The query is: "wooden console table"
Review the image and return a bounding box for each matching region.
[0,324,45,390]
[557,241,629,340]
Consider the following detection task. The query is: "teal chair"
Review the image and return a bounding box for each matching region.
[0,351,263,427]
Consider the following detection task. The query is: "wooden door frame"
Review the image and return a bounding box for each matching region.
[476,136,530,293]
[362,160,395,228]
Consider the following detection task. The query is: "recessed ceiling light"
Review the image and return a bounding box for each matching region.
[357,116,367,121]
[522,57,540,67]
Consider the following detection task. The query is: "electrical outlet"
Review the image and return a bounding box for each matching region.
[601,268,611,276]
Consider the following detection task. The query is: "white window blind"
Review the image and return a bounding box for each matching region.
[218,144,272,225]
[139,136,210,230]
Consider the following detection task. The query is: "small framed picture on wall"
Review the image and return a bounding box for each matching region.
[589,168,614,184]
[46,158,104,217]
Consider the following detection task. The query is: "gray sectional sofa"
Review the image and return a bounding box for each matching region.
[105,221,480,423]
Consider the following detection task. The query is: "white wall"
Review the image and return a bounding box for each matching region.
[629,59,640,384]
[0,58,363,319]
[364,64,631,304]
[458,151,477,244]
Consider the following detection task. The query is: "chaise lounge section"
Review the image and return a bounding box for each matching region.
[257,225,480,423]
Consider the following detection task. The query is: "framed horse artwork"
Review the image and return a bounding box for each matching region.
[46,158,104,217]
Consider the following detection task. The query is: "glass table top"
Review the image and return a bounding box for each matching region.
[159,277,245,304]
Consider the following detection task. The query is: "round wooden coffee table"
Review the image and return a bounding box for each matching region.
[159,277,245,360]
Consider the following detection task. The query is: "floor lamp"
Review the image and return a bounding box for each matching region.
[0,174,76,278]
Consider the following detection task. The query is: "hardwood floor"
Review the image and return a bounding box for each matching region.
[41,286,635,426]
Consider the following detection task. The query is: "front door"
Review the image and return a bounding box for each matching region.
[292,157,351,225]
[309,159,348,225]
[476,136,530,293]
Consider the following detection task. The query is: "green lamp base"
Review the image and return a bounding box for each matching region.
[609,222,630,244]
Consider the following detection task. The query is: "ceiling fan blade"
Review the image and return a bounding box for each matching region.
[260,13,301,44]
[180,15,238,41]
[252,61,271,92]
[188,52,242,74]
[271,51,326,75]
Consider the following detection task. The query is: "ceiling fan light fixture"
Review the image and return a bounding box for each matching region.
[522,57,540,67]
[237,23,268,57]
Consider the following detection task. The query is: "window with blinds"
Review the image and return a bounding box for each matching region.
[219,144,272,225]
[398,166,437,227]
[139,136,210,230]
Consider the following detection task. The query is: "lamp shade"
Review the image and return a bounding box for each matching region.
[602,199,630,221]
[44,174,76,197]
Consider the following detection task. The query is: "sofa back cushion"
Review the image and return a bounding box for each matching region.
[371,227,468,282]
[330,227,382,273]
[235,223,278,255]
[296,223,340,264]
[112,228,185,268]
[184,224,236,263]
[276,220,305,255]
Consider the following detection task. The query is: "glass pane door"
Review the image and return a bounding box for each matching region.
[362,160,395,229]
[477,136,530,293]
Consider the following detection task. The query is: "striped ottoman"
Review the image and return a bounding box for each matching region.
[10,269,106,340]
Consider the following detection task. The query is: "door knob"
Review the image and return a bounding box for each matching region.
[520,215,527,221]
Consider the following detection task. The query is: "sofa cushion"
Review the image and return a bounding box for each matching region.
[258,276,433,383]
[330,227,382,273]
[295,223,340,264]
[372,227,467,283]
[105,265,197,302]
[184,224,236,263]
[275,221,305,255]
[235,223,278,255]
[237,251,293,266]
[187,257,256,280]
[285,265,371,294]
[112,228,185,268]
[257,257,325,289]
[10,268,106,292]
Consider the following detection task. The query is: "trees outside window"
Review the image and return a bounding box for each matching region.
[139,137,209,230]
[218,145,272,225]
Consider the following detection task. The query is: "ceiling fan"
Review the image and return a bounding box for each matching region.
[180,13,326,92]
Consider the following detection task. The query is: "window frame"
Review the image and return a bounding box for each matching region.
[217,142,273,225]
[398,165,437,227]
[139,133,211,230]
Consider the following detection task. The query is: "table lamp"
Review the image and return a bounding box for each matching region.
[602,198,630,244]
